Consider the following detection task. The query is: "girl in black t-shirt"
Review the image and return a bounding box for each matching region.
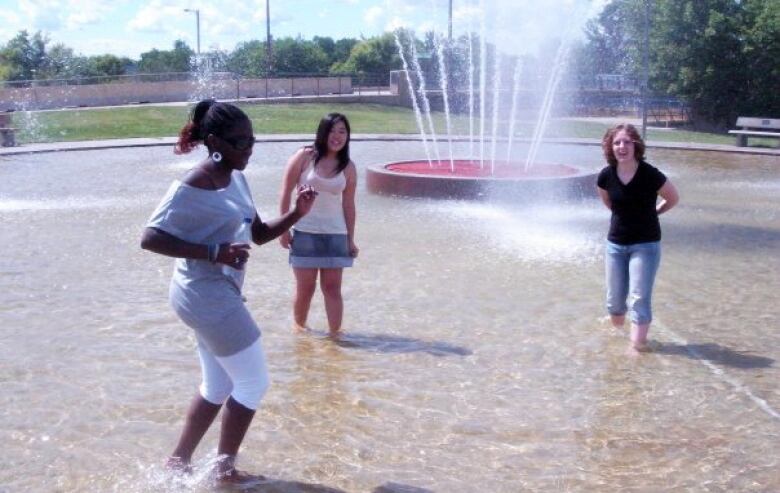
[596,124,679,352]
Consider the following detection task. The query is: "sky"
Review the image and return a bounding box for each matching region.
[0,0,604,59]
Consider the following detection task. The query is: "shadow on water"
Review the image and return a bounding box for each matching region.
[372,482,435,493]
[306,330,472,357]
[667,222,780,252]
[654,342,775,369]
[238,478,347,492]
[231,479,433,493]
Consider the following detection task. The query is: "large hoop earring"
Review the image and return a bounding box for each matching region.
[211,151,222,163]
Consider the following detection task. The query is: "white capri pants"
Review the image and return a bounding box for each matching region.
[196,337,270,410]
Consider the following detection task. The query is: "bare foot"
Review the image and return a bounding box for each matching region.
[292,322,312,333]
[164,456,192,475]
[626,341,652,356]
[598,316,624,330]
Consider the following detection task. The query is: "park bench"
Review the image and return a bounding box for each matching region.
[0,112,16,147]
[728,117,780,147]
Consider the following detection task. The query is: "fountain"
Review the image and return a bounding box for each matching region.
[369,5,599,200]
[367,157,597,200]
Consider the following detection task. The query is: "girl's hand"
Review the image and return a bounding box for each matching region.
[302,145,317,160]
[293,185,317,217]
[217,242,251,269]
[348,239,359,258]
[279,230,292,249]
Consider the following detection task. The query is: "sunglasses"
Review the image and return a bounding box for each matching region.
[220,135,255,151]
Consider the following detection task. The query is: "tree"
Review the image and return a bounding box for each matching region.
[741,0,780,118]
[573,1,641,81]
[313,36,336,65]
[40,43,77,79]
[650,0,748,128]
[333,38,359,65]
[227,40,268,77]
[138,40,194,73]
[576,0,780,128]
[271,37,329,74]
[330,33,401,75]
[90,54,126,77]
[0,30,48,80]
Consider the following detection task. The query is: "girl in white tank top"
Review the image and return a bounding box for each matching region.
[294,159,348,234]
[278,113,359,336]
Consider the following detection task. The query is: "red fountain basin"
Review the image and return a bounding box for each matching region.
[366,159,599,200]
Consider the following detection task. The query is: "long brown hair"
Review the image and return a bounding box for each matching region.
[601,123,646,167]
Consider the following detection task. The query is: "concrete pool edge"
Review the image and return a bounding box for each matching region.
[1,134,779,157]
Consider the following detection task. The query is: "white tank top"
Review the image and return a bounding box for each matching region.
[294,160,347,234]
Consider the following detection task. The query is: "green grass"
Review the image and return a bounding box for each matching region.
[12,102,749,147]
[14,103,428,143]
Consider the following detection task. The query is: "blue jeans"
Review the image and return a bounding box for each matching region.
[605,241,661,325]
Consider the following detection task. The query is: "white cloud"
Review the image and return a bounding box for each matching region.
[19,0,65,31]
[384,16,406,33]
[0,10,22,41]
[64,0,114,28]
[363,6,383,26]
[128,1,183,33]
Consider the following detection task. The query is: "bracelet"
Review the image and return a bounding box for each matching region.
[207,244,220,263]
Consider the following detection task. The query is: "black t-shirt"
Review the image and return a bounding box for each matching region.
[597,160,667,245]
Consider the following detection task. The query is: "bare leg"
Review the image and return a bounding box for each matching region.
[168,394,222,468]
[320,268,344,335]
[610,314,626,329]
[293,268,318,330]
[216,397,256,474]
[630,323,650,351]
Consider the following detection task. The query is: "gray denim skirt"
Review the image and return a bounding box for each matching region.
[289,229,354,268]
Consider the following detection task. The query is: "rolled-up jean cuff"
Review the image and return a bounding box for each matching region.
[605,240,660,326]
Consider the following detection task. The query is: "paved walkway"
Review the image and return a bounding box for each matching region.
[1,134,779,157]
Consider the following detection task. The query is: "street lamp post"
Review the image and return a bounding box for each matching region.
[184,8,201,55]
[448,0,453,41]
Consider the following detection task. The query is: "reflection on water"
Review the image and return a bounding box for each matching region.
[0,143,778,492]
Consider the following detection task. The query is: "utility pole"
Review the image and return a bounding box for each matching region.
[266,0,273,75]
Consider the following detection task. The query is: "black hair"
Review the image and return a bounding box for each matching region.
[313,113,351,172]
[175,99,250,154]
